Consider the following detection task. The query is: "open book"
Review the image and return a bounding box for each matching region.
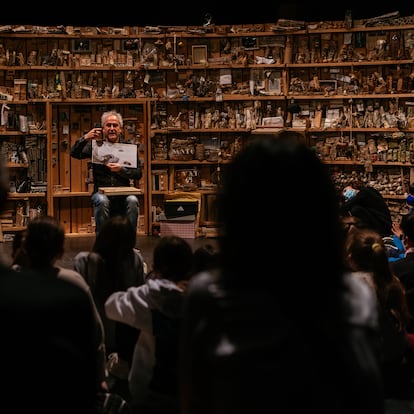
[92,140,137,168]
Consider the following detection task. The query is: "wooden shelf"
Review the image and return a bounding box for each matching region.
[8,192,45,198]
[53,191,92,197]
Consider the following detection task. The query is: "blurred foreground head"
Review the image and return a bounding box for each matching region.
[218,132,344,295]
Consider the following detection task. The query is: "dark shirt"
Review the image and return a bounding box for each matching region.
[340,186,392,237]
[0,265,97,414]
[70,138,142,193]
[180,269,384,414]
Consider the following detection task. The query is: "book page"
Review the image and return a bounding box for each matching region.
[92,140,137,168]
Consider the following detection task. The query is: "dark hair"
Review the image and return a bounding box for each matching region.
[400,211,414,242]
[192,244,219,275]
[345,225,411,329]
[92,215,138,297]
[93,215,136,260]
[345,226,392,285]
[152,236,193,282]
[24,215,65,268]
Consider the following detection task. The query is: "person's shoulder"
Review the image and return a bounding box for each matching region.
[56,266,91,291]
[0,267,91,308]
[343,271,378,328]
[74,250,90,260]
[147,276,180,292]
[362,186,383,198]
[73,250,91,265]
[187,269,221,297]
[0,265,27,292]
[133,248,147,275]
[75,251,103,265]
[58,266,83,277]
[133,248,144,261]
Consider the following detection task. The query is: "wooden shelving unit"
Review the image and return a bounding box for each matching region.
[0,14,414,235]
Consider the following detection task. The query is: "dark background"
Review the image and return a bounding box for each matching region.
[2,2,412,27]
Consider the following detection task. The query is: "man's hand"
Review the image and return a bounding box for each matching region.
[106,162,121,172]
[84,128,102,140]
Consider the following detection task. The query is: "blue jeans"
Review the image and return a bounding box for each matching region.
[92,192,139,235]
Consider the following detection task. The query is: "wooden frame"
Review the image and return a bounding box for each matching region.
[71,39,91,53]
[122,38,139,51]
[192,45,207,65]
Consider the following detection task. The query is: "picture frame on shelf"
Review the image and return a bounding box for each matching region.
[71,39,92,53]
[122,38,139,51]
[319,80,337,95]
[242,36,258,50]
[267,71,282,95]
[192,45,208,65]
[262,116,284,128]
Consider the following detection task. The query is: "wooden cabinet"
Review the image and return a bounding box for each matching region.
[1,16,414,235]
[0,100,47,238]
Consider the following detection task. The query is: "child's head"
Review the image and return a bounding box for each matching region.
[153,236,193,282]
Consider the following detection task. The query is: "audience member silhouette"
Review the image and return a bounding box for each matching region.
[340,181,406,259]
[74,215,146,399]
[179,132,384,414]
[15,215,108,391]
[105,235,193,414]
[340,181,393,238]
[191,243,219,275]
[391,211,414,333]
[344,225,414,399]
[0,163,97,413]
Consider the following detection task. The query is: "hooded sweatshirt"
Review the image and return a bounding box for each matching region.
[105,277,184,414]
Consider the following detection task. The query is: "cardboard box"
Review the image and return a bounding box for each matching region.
[160,220,196,239]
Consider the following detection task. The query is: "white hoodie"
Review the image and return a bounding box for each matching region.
[105,277,184,413]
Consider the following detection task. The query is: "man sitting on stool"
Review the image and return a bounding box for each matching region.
[71,110,142,235]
